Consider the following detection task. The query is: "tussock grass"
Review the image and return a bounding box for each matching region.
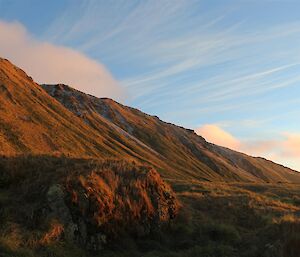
[1,156,300,257]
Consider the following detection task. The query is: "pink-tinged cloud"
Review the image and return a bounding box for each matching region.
[0,21,124,100]
[196,124,241,150]
[196,124,300,171]
[281,133,300,158]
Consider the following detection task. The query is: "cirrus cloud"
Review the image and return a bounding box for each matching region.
[0,20,124,100]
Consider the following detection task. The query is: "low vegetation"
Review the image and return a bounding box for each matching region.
[0,155,179,256]
[0,155,299,257]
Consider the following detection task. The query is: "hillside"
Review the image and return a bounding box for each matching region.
[42,83,300,183]
[0,58,300,257]
[0,58,180,255]
[0,58,168,167]
[1,56,298,183]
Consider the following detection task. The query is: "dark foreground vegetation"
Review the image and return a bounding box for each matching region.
[0,155,299,257]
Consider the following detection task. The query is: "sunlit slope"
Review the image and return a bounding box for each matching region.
[42,84,300,183]
[0,58,163,163]
[0,57,298,183]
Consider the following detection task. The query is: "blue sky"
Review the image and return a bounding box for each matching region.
[0,0,300,170]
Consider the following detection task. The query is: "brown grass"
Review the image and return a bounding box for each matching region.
[0,155,179,255]
[65,165,179,238]
[40,220,64,245]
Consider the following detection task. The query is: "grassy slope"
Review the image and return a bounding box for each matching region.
[42,84,300,184]
[0,58,169,168]
[1,59,300,257]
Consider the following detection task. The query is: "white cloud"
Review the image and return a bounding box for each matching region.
[0,20,124,100]
[196,124,300,171]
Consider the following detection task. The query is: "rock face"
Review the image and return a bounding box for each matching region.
[46,164,179,251]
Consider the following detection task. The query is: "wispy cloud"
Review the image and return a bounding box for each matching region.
[41,1,300,115]
[5,1,300,112]
[2,1,299,170]
[123,22,300,108]
[0,20,124,100]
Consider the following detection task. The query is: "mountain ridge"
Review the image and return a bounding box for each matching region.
[0,57,299,183]
[41,82,300,183]
[0,58,168,168]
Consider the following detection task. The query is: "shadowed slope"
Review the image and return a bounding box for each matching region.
[0,156,179,251]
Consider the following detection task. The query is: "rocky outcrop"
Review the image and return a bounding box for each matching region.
[46,184,77,242]
[46,164,179,251]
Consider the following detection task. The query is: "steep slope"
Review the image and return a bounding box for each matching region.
[0,58,181,254]
[0,57,298,183]
[42,84,300,183]
[209,145,300,183]
[41,84,244,182]
[0,58,168,166]
[1,59,300,257]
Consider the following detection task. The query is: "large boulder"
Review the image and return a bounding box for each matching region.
[46,163,179,251]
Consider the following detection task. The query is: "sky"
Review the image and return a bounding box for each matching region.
[0,0,300,171]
